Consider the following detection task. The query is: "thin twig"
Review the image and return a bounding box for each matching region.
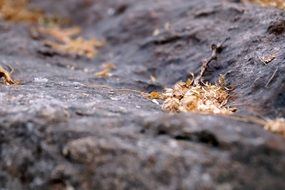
[4,64,15,74]
[194,42,224,85]
[266,67,278,88]
[87,83,144,94]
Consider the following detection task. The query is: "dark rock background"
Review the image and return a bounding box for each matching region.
[0,0,284,189]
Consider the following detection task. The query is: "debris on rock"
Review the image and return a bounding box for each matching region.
[0,0,43,22]
[35,26,105,59]
[245,0,285,9]
[0,0,284,189]
[147,75,235,114]
[44,36,104,59]
[231,115,285,137]
[264,118,285,136]
[259,53,276,64]
[95,63,116,78]
[0,65,19,85]
[33,26,81,43]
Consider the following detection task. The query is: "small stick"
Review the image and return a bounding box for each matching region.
[266,67,278,88]
[194,42,224,85]
[87,83,144,94]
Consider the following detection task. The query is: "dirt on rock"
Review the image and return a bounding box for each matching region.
[0,0,285,189]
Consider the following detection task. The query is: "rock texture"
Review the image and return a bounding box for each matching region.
[0,0,284,189]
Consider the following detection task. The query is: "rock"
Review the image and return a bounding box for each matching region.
[0,0,284,189]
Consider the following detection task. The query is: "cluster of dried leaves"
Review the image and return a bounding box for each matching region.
[0,0,104,86]
[34,26,105,59]
[245,0,285,9]
[147,75,235,114]
[0,0,43,22]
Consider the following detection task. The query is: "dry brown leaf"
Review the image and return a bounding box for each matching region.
[147,75,235,114]
[145,91,162,99]
[0,65,19,85]
[259,54,276,64]
[162,97,180,112]
[36,25,105,59]
[38,15,70,27]
[263,118,285,136]
[230,115,285,137]
[95,63,116,78]
[0,0,43,22]
[45,37,104,59]
[35,26,81,43]
[245,0,285,9]
[232,116,285,137]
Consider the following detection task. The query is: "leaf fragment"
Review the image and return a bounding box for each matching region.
[0,65,19,85]
[231,116,285,137]
[145,91,162,99]
[35,26,81,43]
[264,118,285,136]
[95,63,116,78]
[259,53,276,64]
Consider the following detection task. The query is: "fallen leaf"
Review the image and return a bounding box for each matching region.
[35,26,81,43]
[232,116,285,137]
[259,53,276,64]
[0,0,43,22]
[145,91,162,99]
[95,63,116,78]
[0,65,19,85]
[45,37,104,59]
[245,0,285,9]
[36,25,105,59]
[264,118,285,137]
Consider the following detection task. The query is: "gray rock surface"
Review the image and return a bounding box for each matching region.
[0,0,284,189]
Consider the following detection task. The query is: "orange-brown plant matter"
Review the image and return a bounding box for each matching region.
[231,115,285,137]
[0,0,43,22]
[36,26,105,59]
[0,66,19,85]
[245,0,285,9]
[95,63,116,78]
[147,75,236,115]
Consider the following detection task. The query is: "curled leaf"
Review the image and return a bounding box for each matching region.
[0,66,19,85]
